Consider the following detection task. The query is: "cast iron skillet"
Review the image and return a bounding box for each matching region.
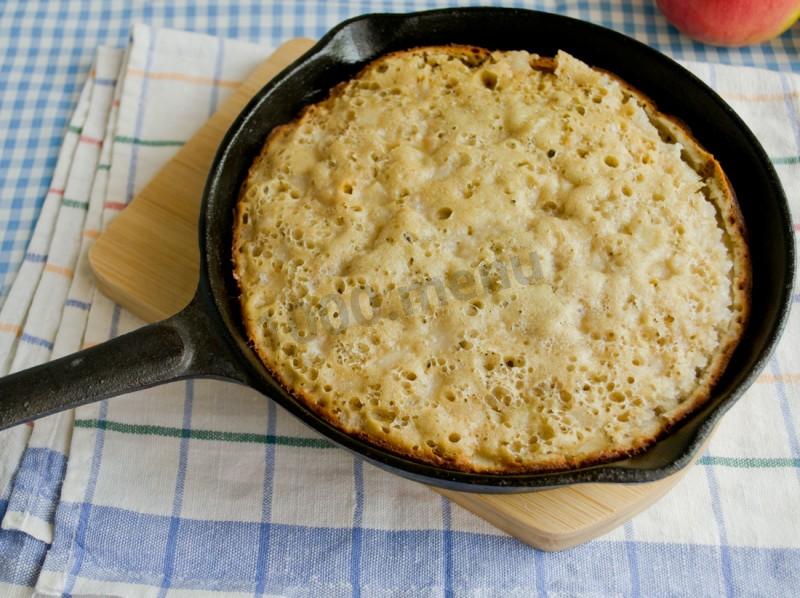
[0,8,793,491]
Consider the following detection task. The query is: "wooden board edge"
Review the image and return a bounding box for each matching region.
[434,429,712,551]
[435,467,690,551]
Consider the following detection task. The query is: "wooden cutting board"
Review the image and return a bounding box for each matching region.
[89,38,705,551]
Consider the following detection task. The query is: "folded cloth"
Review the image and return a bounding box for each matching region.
[0,48,113,598]
[2,23,800,598]
[0,46,125,548]
[0,67,94,518]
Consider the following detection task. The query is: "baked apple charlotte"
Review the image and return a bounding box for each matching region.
[233,47,750,472]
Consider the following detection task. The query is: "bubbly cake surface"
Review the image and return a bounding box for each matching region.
[233,47,749,472]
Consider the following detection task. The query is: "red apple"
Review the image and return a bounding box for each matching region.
[656,0,800,46]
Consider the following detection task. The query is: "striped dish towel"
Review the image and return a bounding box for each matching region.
[0,61,94,513]
[2,24,800,598]
[0,46,121,597]
[0,47,124,547]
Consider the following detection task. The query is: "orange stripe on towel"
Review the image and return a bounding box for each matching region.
[722,90,800,102]
[0,323,21,336]
[79,134,103,147]
[127,67,239,89]
[44,264,75,279]
[757,373,800,384]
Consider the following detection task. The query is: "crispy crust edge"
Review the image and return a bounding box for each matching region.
[232,46,752,474]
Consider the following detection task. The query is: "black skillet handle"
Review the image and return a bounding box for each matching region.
[0,296,249,431]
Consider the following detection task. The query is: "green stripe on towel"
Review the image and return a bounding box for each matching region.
[73,418,335,448]
[114,134,185,147]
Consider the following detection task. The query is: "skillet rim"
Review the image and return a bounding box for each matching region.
[197,7,795,491]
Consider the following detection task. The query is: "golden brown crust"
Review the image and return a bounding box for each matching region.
[233,46,751,474]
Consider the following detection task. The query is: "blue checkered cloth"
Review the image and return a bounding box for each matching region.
[1,2,799,597]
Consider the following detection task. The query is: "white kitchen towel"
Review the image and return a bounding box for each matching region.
[7,52,117,374]
[0,71,94,376]
[0,55,100,598]
[1,24,798,598]
[0,46,125,546]
[0,60,97,517]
